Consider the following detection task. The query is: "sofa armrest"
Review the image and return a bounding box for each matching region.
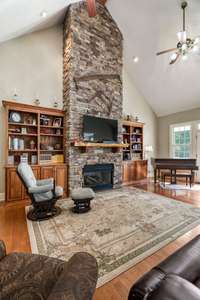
[47,252,98,300]
[0,240,6,261]
[28,183,54,194]
[128,269,165,300]
[128,235,200,300]
[157,234,200,283]
[148,274,200,300]
[37,178,54,186]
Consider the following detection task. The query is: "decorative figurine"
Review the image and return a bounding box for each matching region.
[34,99,40,106]
[53,101,58,108]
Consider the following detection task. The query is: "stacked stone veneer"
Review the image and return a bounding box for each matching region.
[63,1,123,191]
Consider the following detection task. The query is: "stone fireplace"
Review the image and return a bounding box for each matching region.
[63,1,123,192]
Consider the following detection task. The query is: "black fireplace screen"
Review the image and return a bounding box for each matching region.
[83,164,114,190]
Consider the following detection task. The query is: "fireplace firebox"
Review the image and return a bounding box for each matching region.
[83,164,114,190]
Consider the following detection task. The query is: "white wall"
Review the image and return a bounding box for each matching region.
[0,25,63,196]
[0,25,158,195]
[123,69,157,160]
[123,69,157,155]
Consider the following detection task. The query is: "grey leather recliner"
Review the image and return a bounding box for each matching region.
[17,162,63,221]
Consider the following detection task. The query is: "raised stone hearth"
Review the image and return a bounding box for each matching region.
[63,1,123,191]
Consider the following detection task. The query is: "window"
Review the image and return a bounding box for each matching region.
[198,123,200,130]
[170,124,192,158]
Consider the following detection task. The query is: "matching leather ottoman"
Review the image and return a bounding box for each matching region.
[128,235,200,300]
[71,188,95,213]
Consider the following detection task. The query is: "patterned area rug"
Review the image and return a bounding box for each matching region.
[26,187,200,287]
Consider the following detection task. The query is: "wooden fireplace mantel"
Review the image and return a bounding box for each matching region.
[72,141,129,149]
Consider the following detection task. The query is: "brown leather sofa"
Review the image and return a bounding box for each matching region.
[128,235,200,300]
[0,240,98,300]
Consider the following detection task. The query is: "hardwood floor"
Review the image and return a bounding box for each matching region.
[1,179,200,300]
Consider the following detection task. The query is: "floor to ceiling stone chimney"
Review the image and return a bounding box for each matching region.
[63,1,123,192]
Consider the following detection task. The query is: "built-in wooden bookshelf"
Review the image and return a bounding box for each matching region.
[3,101,65,166]
[122,120,147,185]
[122,120,144,161]
[3,101,67,202]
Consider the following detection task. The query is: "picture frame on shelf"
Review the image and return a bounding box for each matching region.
[40,114,51,126]
[21,127,27,134]
[56,129,61,135]
[31,155,37,165]
[7,155,14,165]
[53,118,62,127]
[20,153,28,164]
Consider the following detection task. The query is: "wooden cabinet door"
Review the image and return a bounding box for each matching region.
[33,167,41,180]
[40,165,67,197]
[135,160,148,180]
[55,165,67,196]
[122,163,129,185]
[141,160,147,179]
[122,162,134,185]
[122,160,147,185]
[130,162,136,182]
[6,168,23,202]
[40,166,55,180]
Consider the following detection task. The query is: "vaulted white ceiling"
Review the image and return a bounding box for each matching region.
[0,0,77,43]
[107,0,200,116]
[1,0,200,116]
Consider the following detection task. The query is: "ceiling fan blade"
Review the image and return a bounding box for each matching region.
[156,48,177,56]
[86,0,97,17]
[169,53,180,65]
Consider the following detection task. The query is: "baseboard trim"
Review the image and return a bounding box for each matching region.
[0,193,5,202]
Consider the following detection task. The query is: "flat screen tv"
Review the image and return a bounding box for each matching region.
[83,115,118,143]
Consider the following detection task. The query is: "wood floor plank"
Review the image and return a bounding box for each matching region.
[0,179,200,299]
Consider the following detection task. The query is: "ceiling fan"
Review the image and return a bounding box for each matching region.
[157,1,200,64]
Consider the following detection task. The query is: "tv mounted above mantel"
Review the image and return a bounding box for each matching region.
[83,115,118,143]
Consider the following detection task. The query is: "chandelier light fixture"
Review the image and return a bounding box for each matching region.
[156,1,200,64]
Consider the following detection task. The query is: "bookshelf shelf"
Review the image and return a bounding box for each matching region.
[40,134,63,137]
[40,149,64,152]
[8,122,37,127]
[8,133,38,137]
[40,125,64,129]
[8,149,38,152]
